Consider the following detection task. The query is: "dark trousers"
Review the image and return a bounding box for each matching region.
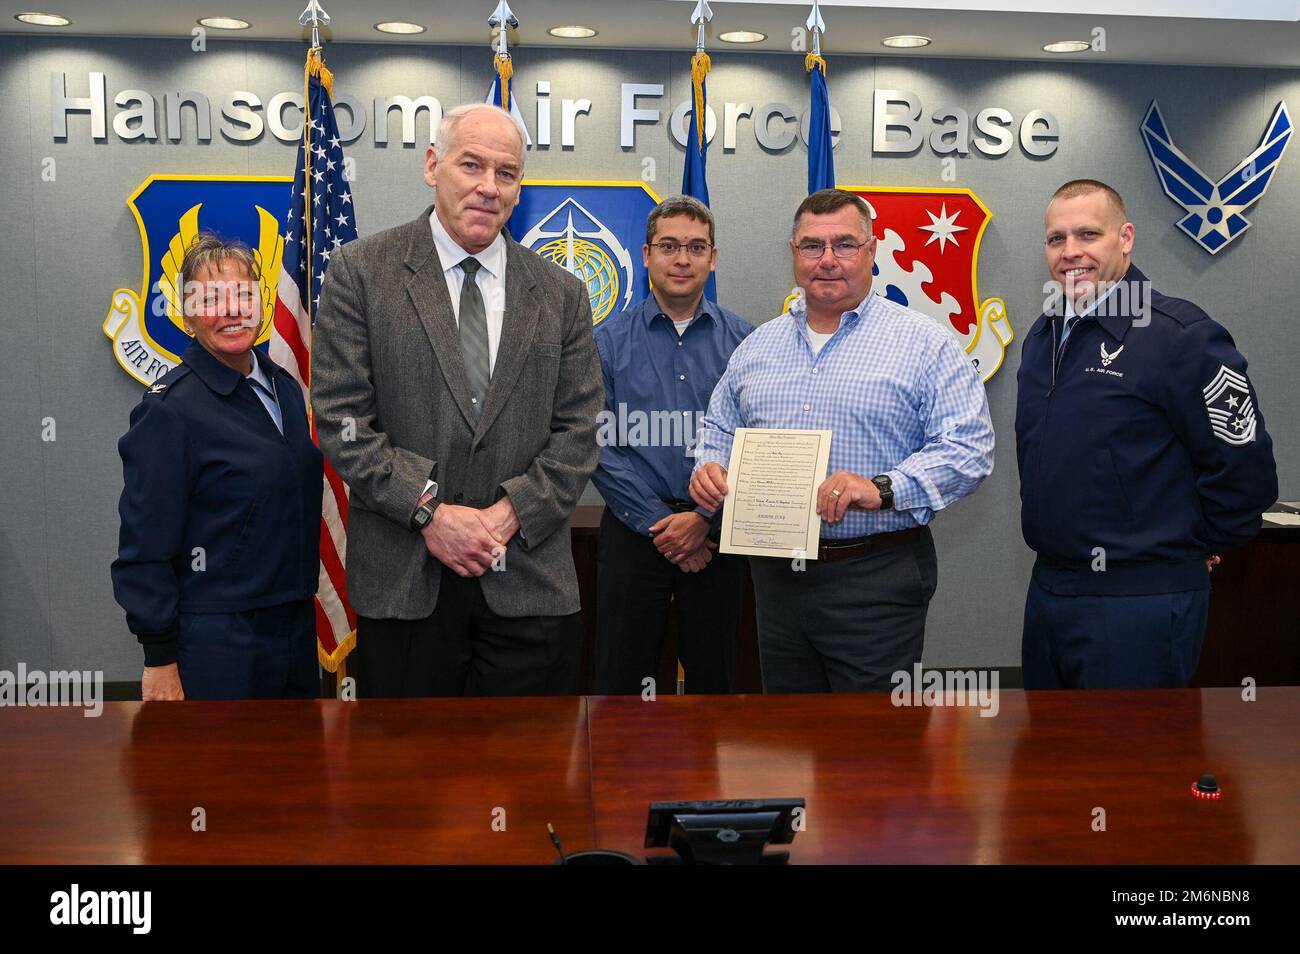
[1022,571,1210,689]
[356,566,583,698]
[176,599,319,700]
[748,528,938,693]
[595,509,743,695]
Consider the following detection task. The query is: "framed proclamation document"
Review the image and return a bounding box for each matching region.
[719,428,833,559]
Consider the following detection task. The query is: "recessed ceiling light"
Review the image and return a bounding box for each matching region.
[1043,40,1091,53]
[882,35,932,49]
[197,17,251,30]
[548,26,597,39]
[720,31,767,44]
[375,21,426,35]
[14,12,70,26]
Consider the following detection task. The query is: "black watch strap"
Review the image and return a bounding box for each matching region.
[411,501,431,532]
[411,485,441,531]
[871,474,894,511]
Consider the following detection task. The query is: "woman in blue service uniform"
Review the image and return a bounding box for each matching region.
[112,233,323,700]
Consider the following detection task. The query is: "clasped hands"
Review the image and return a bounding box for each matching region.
[421,496,520,577]
[648,510,715,573]
[690,463,882,524]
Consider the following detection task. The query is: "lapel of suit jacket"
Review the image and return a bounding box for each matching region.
[476,236,541,438]
[403,205,477,429]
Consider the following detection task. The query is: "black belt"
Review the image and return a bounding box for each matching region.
[662,498,698,513]
[818,526,923,562]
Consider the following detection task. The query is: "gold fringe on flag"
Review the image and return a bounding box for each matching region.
[690,51,711,150]
[306,47,335,97]
[494,51,513,109]
[805,53,827,76]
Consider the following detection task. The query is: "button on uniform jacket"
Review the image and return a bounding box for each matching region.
[310,205,603,619]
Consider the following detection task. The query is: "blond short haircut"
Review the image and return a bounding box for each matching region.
[179,232,260,316]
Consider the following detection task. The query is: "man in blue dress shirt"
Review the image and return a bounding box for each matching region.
[691,189,995,692]
[591,195,753,694]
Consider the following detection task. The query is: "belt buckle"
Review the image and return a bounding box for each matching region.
[819,537,864,561]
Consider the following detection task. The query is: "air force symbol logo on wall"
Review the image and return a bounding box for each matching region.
[1203,365,1257,445]
[1140,100,1292,255]
[103,175,293,385]
[509,182,659,326]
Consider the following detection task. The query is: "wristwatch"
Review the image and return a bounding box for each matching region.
[411,465,441,532]
[411,493,440,532]
[871,474,894,510]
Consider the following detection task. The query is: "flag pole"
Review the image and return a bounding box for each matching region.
[689,1,713,154]
[298,1,330,330]
[804,0,833,194]
[786,0,834,314]
[299,0,329,50]
[296,1,347,688]
[683,1,716,304]
[488,1,519,109]
[807,0,824,61]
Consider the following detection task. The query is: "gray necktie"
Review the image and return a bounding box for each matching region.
[457,257,490,421]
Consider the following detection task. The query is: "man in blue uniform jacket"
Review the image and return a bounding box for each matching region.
[1016,179,1277,689]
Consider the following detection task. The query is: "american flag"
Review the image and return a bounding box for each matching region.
[269,49,357,675]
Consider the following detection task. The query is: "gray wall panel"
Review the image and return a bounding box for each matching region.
[0,39,51,672]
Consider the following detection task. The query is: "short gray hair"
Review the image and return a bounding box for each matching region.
[435,102,527,166]
[646,194,715,246]
[793,188,873,237]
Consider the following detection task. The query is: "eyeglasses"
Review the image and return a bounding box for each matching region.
[795,239,870,260]
[650,240,713,258]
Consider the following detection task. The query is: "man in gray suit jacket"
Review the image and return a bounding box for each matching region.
[312,103,602,697]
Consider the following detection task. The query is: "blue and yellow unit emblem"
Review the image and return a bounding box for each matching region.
[104,175,293,386]
[510,181,660,326]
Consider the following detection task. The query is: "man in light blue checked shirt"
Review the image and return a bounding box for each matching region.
[690,189,995,692]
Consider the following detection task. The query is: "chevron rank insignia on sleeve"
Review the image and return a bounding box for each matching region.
[1202,364,1257,445]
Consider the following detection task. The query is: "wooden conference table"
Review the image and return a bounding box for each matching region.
[2,688,1297,864]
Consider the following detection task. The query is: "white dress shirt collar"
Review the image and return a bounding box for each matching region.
[429,209,506,280]
[246,350,274,389]
[788,289,874,333]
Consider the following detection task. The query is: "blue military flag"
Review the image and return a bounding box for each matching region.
[682,47,717,300]
[806,53,835,193]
